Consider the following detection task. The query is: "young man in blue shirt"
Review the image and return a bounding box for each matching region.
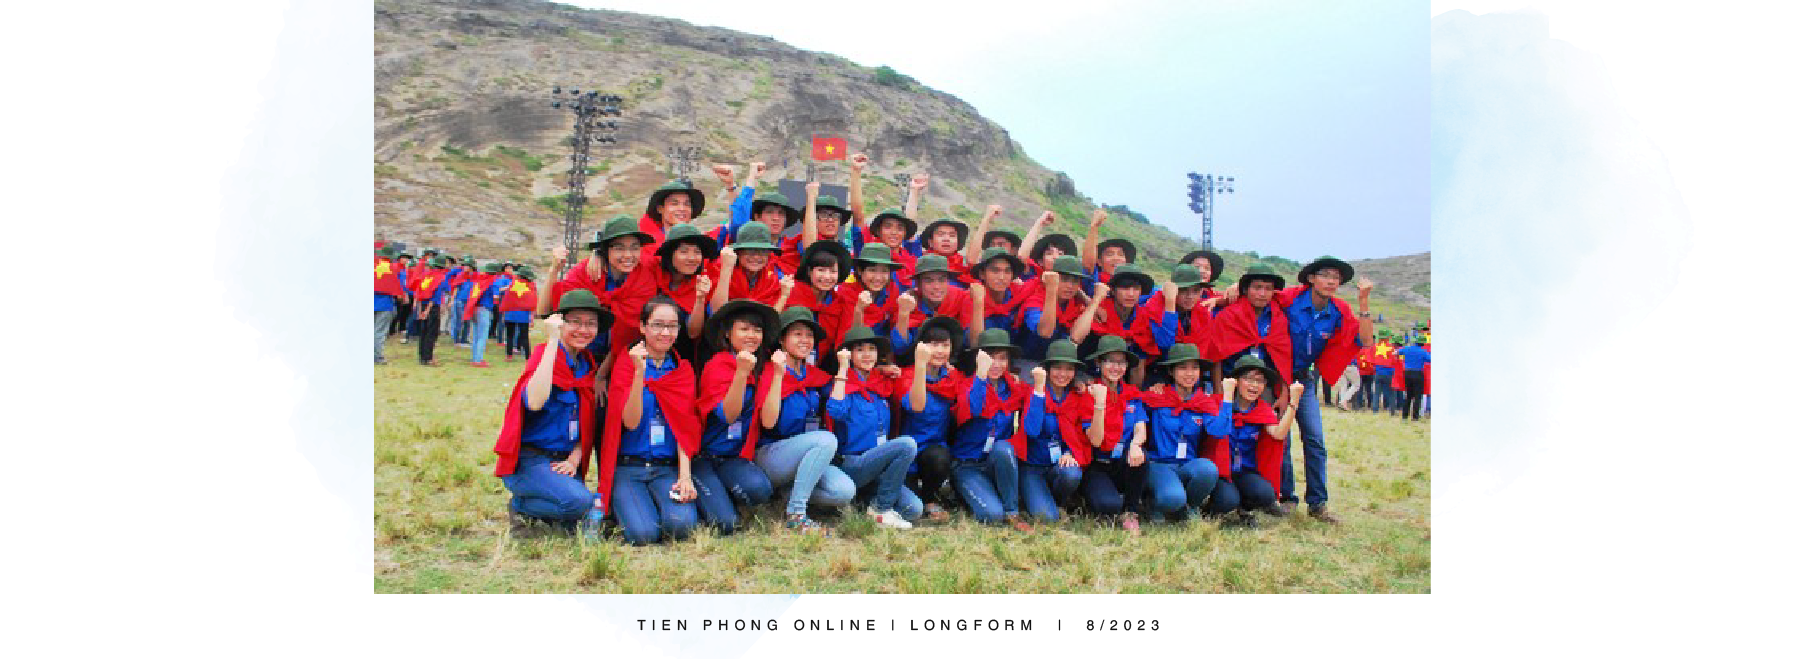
[1398,337,1431,421]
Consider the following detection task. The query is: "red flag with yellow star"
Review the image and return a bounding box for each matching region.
[373,258,407,297]
[498,277,537,314]
[811,135,847,161]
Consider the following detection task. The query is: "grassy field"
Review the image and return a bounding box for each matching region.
[375,330,1430,593]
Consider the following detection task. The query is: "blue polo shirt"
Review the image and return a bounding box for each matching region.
[712,186,757,249]
[1399,345,1431,371]
[1219,304,1283,379]
[950,377,1020,461]
[1020,388,1076,466]
[899,366,956,447]
[1080,386,1147,460]
[825,370,893,456]
[1225,402,1260,474]
[1284,291,1357,374]
[759,366,828,445]
[890,293,953,348]
[618,353,680,459]
[699,377,759,457]
[1150,307,1205,353]
[477,276,509,311]
[516,344,593,454]
[375,292,396,313]
[1143,388,1232,463]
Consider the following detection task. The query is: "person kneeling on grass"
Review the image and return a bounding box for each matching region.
[1012,340,1088,523]
[490,290,610,536]
[948,329,1036,533]
[893,316,968,523]
[1200,355,1304,528]
[1138,343,1232,522]
[751,307,858,535]
[595,297,702,546]
[825,325,920,529]
[691,299,781,536]
[1079,335,1150,536]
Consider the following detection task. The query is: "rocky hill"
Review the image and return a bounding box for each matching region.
[372,0,1427,324]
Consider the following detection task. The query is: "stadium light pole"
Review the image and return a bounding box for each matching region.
[666,146,703,186]
[550,86,622,277]
[1187,172,1235,250]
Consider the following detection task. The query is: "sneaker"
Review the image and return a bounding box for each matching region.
[1279,501,1298,516]
[470,361,491,368]
[785,513,833,537]
[921,503,952,524]
[1308,505,1342,525]
[1259,503,1288,517]
[1120,512,1141,536]
[1225,510,1260,529]
[870,507,913,530]
[1006,513,1035,534]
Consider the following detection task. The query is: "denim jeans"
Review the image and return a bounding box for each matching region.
[1205,473,1278,514]
[375,308,395,364]
[610,463,698,545]
[1082,458,1147,516]
[690,454,773,535]
[470,307,494,363]
[1375,374,1395,414]
[1146,458,1220,518]
[755,431,855,515]
[1280,376,1329,507]
[504,321,530,357]
[444,303,464,345]
[1358,373,1377,410]
[837,436,918,515]
[1018,462,1082,522]
[950,444,1020,523]
[499,451,594,521]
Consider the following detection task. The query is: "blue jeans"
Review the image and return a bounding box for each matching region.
[1280,377,1329,506]
[470,307,494,363]
[610,462,698,545]
[1018,462,1081,522]
[375,308,395,363]
[1374,374,1395,413]
[445,302,464,344]
[837,436,918,515]
[755,431,855,515]
[1206,473,1277,514]
[1146,458,1220,518]
[499,451,594,522]
[950,444,1020,523]
[690,454,773,535]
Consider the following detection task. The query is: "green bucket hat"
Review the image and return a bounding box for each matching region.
[1157,342,1208,368]
[1180,249,1225,284]
[971,328,1020,357]
[852,242,901,269]
[731,222,780,252]
[1169,264,1204,288]
[869,208,918,240]
[918,218,970,251]
[912,253,955,279]
[1238,263,1286,294]
[654,223,721,262]
[1226,355,1281,393]
[1106,263,1155,294]
[968,246,1025,280]
[840,324,892,364]
[813,194,848,217]
[800,239,853,281]
[555,289,609,318]
[1047,255,1087,279]
[378,244,398,258]
[1086,334,1140,367]
[482,262,503,274]
[645,180,706,224]
[982,229,1022,253]
[749,191,802,227]
[462,255,476,266]
[1096,237,1137,263]
[516,268,536,282]
[1298,256,1354,285]
[775,305,826,345]
[1042,339,1083,366]
[1029,233,1079,265]
[588,215,655,251]
[429,255,449,268]
[703,299,780,354]
[900,316,965,367]
[398,250,414,259]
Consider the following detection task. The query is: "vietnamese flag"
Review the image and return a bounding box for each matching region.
[811,135,847,161]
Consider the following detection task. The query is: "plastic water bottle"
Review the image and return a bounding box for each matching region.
[579,494,605,541]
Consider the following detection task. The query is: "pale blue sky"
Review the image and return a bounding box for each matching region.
[574,0,1427,260]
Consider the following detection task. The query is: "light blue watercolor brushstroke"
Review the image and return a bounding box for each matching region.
[1431,9,1690,487]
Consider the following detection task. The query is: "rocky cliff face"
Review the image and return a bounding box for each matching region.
[373,0,1200,266]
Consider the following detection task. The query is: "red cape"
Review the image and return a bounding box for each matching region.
[373,258,408,298]
[713,261,785,307]
[748,361,834,444]
[1207,297,1293,385]
[831,282,897,338]
[1140,290,1216,351]
[1005,387,1098,465]
[1276,286,1361,387]
[1078,383,1142,454]
[943,282,1030,328]
[587,353,700,514]
[695,352,762,460]
[498,278,537,315]
[492,343,597,477]
[1095,297,1159,357]
[1200,399,1283,488]
[892,366,972,427]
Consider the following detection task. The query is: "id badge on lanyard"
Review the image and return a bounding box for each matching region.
[649,408,667,446]
[1047,442,1061,465]
[984,413,1010,453]
[1176,438,1188,460]
[727,420,744,443]
[568,405,581,443]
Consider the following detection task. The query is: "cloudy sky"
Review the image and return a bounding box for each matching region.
[570,0,1428,260]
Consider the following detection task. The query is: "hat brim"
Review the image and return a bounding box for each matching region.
[1029,234,1079,263]
[919,220,969,250]
[968,252,1026,280]
[800,241,854,279]
[1086,343,1141,367]
[1108,272,1156,294]
[655,233,721,262]
[982,230,1023,252]
[703,300,780,355]
[590,230,657,251]
[750,200,803,227]
[778,316,828,345]
[1181,250,1226,283]
[871,213,918,240]
[840,331,893,364]
[1157,353,1211,368]
[1238,273,1287,294]
[646,188,707,224]
[1228,362,1283,392]
[1097,238,1138,263]
[1298,259,1354,285]
[899,316,965,367]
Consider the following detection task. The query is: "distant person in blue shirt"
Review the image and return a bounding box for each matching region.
[1399,338,1431,421]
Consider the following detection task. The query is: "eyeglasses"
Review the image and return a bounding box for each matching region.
[645,321,682,334]
[1100,358,1129,367]
[564,320,601,330]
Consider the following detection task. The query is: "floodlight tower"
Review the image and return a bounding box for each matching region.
[1187,172,1235,250]
[550,86,622,276]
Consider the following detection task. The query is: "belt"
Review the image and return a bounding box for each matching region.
[521,446,571,461]
[616,455,676,467]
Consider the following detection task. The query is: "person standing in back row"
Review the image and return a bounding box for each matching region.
[1398,336,1431,421]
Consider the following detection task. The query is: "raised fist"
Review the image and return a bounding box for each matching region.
[914,341,932,361]
[750,162,767,177]
[857,290,873,307]
[1288,381,1306,399]
[1041,270,1059,289]
[770,350,789,368]
[877,364,902,378]
[805,181,821,197]
[1221,284,1239,303]
[628,341,649,365]
[849,153,869,170]
[551,245,569,264]
[1088,383,1109,402]
[1092,282,1111,299]
[695,274,712,298]
[1357,277,1375,295]
[543,313,566,334]
[836,348,852,368]
[735,349,758,371]
[974,349,994,376]
[1029,366,1046,386]
[711,163,735,184]
[719,246,738,266]
[1036,211,1055,227]
[1089,208,1108,228]
[896,292,917,315]
[984,204,1002,220]
[1144,382,1165,396]
[779,274,795,291]
[910,172,930,190]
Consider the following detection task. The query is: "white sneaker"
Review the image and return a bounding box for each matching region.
[871,507,913,529]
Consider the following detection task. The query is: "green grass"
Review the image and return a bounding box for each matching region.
[375,331,1429,593]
